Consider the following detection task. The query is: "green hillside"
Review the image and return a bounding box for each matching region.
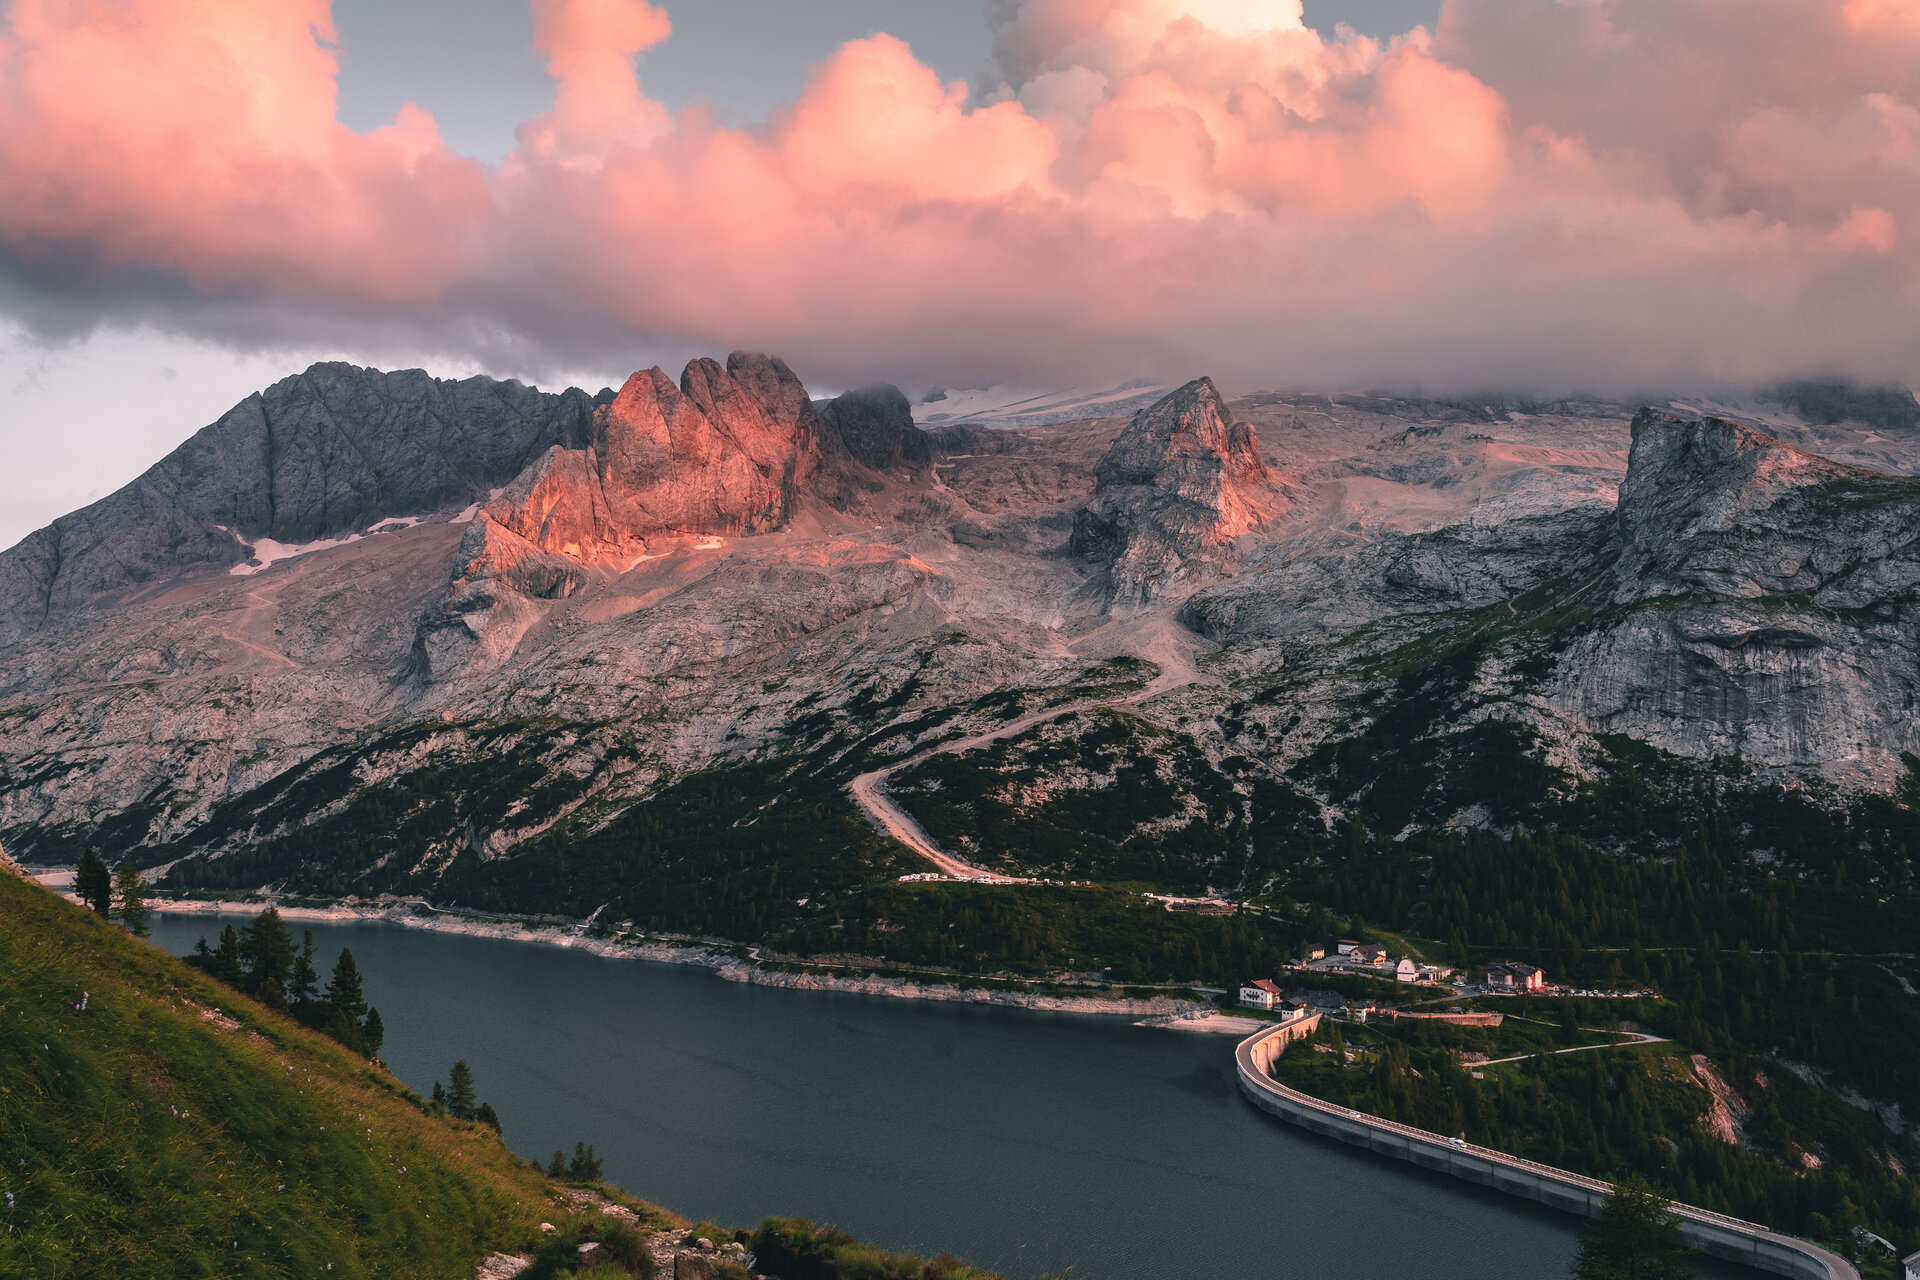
[0,868,599,1279]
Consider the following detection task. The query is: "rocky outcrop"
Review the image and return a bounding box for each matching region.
[1614,409,1920,606]
[479,352,820,563]
[1070,377,1272,606]
[818,383,932,473]
[0,363,604,643]
[1552,411,1920,768]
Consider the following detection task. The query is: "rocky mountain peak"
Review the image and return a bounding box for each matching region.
[1092,376,1267,490]
[483,352,822,564]
[1070,377,1275,607]
[818,384,932,473]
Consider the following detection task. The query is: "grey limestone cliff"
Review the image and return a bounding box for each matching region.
[1554,410,1920,768]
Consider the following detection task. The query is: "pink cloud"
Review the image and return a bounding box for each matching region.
[0,0,1917,394]
[519,0,673,159]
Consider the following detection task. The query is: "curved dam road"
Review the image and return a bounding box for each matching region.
[1235,1023,1859,1280]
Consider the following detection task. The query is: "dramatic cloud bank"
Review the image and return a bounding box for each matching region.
[1,0,1916,394]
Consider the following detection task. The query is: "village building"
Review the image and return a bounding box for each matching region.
[1901,1247,1919,1280]
[1486,963,1547,991]
[1302,944,1327,961]
[1239,978,1285,1010]
[1395,957,1419,983]
[1337,939,1360,955]
[1353,942,1389,965]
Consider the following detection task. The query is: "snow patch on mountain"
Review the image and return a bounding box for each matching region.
[914,381,1174,429]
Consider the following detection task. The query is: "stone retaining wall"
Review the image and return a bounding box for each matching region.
[1236,1024,1857,1280]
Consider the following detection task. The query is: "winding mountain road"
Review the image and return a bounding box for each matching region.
[848,614,1211,881]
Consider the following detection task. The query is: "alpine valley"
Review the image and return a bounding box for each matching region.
[5,355,1920,1256]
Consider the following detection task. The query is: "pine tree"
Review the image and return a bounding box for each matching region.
[210,924,244,985]
[241,908,295,1006]
[474,1102,502,1132]
[430,1081,448,1114]
[361,1006,384,1060]
[325,948,367,1023]
[567,1142,602,1182]
[112,860,149,936]
[289,931,320,1017]
[76,849,112,916]
[447,1060,477,1122]
[1571,1176,1696,1280]
[548,1149,567,1178]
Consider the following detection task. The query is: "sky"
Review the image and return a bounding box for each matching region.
[1,0,1916,549]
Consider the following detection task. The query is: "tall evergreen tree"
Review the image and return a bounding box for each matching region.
[240,908,295,1007]
[361,1006,384,1060]
[446,1060,477,1122]
[1571,1177,1695,1280]
[75,849,112,916]
[112,859,149,936]
[288,930,320,1017]
[325,948,367,1023]
[547,1149,567,1178]
[209,924,244,986]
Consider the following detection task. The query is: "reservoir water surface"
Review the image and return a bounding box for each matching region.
[150,915,1741,1280]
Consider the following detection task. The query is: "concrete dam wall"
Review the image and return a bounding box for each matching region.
[1235,1023,1858,1280]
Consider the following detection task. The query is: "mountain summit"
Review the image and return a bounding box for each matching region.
[1071,376,1274,605]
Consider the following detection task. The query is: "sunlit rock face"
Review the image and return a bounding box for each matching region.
[484,352,821,562]
[1552,410,1920,768]
[1071,377,1275,607]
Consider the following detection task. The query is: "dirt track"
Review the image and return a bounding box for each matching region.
[846,612,1212,881]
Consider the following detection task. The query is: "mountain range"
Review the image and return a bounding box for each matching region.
[2,359,1917,914]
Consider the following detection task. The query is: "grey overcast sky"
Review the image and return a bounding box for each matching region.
[0,0,1441,552]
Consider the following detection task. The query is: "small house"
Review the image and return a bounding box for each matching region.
[1337,939,1360,955]
[1354,943,1389,965]
[1395,957,1419,983]
[1902,1248,1919,1280]
[1487,963,1547,991]
[1239,978,1285,1010]
[1303,944,1327,961]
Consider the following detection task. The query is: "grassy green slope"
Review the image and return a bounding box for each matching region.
[0,870,570,1280]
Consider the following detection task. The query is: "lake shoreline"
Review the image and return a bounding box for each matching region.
[78,886,1209,1020]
